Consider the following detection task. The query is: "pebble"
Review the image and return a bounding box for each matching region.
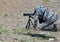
[0,41,2,42]
[49,38,55,41]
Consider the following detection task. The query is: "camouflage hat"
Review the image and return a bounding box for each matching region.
[34,5,44,10]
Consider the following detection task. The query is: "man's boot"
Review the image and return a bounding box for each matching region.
[53,24,58,32]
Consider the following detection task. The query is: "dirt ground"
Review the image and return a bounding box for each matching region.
[0,0,60,42]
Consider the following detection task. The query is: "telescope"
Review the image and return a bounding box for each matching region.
[23,13,34,16]
[23,13,34,29]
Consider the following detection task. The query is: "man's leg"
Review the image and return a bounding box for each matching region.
[41,21,55,30]
[41,17,58,32]
[33,15,38,29]
[41,14,58,30]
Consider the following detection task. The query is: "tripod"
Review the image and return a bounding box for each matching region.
[26,16,33,29]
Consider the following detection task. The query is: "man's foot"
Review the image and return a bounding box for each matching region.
[53,24,58,32]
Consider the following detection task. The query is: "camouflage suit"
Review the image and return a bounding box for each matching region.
[33,6,58,29]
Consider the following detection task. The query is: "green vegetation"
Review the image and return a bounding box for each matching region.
[20,35,33,42]
[0,27,59,42]
[0,28,8,34]
[11,28,28,35]
[42,0,50,2]
[4,13,12,18]
[0,26,9,34]
[4,14,8,18]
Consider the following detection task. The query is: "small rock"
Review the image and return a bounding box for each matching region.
[40,32,45,34]
[0,41,2,42]
[13,38,18,40]
[49,38,55,41]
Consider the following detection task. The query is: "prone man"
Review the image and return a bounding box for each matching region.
[33,6,58,30]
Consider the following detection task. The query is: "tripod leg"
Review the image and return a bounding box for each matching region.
[26,19,30,29]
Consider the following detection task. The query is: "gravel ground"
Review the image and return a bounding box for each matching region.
[0,0,60,42]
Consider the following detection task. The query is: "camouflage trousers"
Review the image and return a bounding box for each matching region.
[33,13,58,29]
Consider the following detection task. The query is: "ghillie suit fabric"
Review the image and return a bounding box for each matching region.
[33,6,58,29]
